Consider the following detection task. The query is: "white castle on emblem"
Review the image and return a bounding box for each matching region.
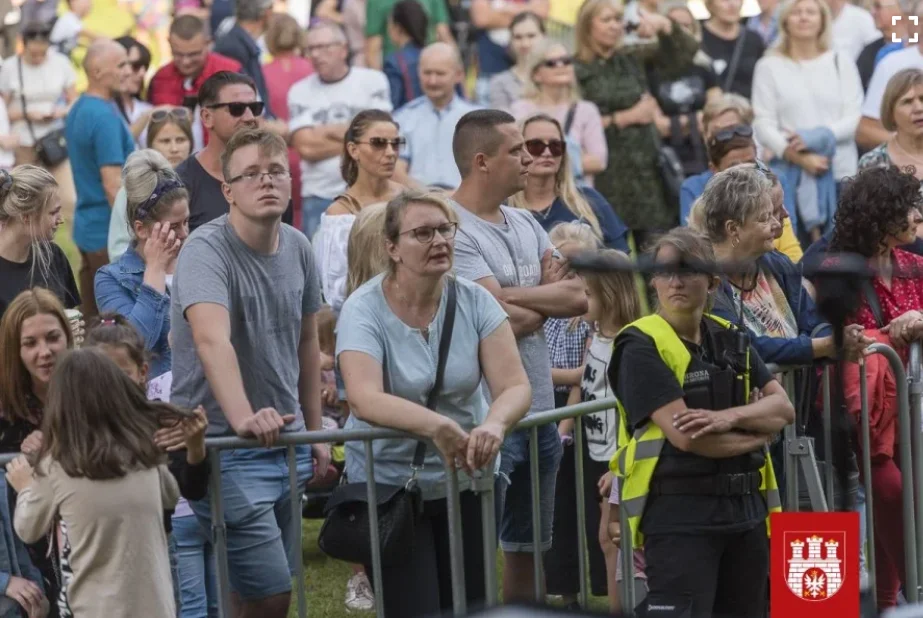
[786,535,843,599]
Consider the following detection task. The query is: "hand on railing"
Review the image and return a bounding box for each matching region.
[466,421,505,471]
[236,408,296,448]
[598,471,613,499]
[883,311,923,348]
[432,417,471,472]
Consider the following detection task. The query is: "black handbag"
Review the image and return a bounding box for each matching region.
[317,278,458,567]
[18,57,68,168]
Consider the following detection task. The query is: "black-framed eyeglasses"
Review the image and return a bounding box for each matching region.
[541,56,573,69]
[709,124,753,147]
[525,138,566,158]
[356,137,406,151]
[399,222,458,243]
[150,107,191,123]
[206,101,265,118]
[226,169,291,185]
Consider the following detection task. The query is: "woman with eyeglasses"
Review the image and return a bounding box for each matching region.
[487,11,545,111]
[315,110,405,313]
[573,0,698,238]
[508,114,628,252]
[94,149,189,380]
[337,190,530,617]
[752,0,863,241]
[510,39,608,186]
[0,21,78,212]
[109,107,193,262]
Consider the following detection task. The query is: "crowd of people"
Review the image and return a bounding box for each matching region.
[0,0,922,616]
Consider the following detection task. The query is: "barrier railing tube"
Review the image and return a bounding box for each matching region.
[909,341,923,597]
[867,342,918,603]
[363,440,385,618]
[288,446,307,618]
[822,366,835,508]
[573,419,589,609]
[859,361,877,608]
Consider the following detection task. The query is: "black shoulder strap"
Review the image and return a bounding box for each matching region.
[861,279,884,329]
[723,29,747,93]
[411,277,458,468]
[16,57,38,144]
[564,103,578,135]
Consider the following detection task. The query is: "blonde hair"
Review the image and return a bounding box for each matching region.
[383,190,459,273]
[508,114,603,237]
[0,165,59,285]
[266,12,306,56]
[686,196,706,231]
[123,150,188,237]
[575,0,623,63]
[548,220,602,253]
[346,203,389,296]
[773,0,833,57]
[881,68,923,132]
[702,93,753,134]
[521,39,578,103]
[583,249,643,333]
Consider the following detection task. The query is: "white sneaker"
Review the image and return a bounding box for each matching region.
[345,572,375,612]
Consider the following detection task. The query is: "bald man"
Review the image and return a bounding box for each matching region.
[394,42,481,190]
[66,38,135,317]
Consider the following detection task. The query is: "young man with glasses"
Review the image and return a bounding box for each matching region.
[172,126,328,618]
[176,71,268,232]
[289,21,392,239]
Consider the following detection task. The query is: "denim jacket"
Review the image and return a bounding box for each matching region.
[712,250,832,366]
[0,477,44,617]
[94,246,172,377]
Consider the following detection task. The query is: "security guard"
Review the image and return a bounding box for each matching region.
[610,228,792,618]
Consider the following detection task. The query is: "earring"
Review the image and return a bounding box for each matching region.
[731,236,740,248]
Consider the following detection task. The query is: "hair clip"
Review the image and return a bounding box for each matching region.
[0,170,12,192]
[100,318,116,326]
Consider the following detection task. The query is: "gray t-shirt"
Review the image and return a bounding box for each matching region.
[170,215,322,436]
[336,274,507,499]
[450,201,555,416]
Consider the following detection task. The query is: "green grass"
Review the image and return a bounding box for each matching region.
[291,519,611,617]
[55,219,81,291]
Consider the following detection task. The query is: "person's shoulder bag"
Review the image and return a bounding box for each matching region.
[317,277,458,567]
[17,56,67,168]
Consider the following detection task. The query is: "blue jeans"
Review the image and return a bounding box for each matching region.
[169,532,180,616]
[496,422,563,552]
[190,446,312,601]
[301,195,334,241]
[173,514,218,618]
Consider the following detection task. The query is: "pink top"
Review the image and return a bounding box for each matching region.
[262,56,314,122]
[509,98,609,186]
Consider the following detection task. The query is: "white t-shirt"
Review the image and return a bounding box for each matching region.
[863,45,923,120]
[0,51,76,146]
[832,3,881,61]
[288,68,392,200]
[580,332,619,462]
[50,11,82,56]
[0,97,15,169]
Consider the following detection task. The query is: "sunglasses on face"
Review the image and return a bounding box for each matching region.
[400,222,458,244]
[150,107,192,123]
[206,101,265,117]
[23,29,52,41]
[356,137,406,150]
[525,138,566,158]
[541,56,573,69]
[709,124,754,146]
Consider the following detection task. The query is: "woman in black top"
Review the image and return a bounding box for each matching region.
[701,0,766,98]
[0,166,79,320]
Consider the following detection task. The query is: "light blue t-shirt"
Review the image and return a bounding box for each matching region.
[336,274,508,499]
[66,95,135,252]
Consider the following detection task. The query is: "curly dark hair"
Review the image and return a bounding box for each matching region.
[830,166,923,257]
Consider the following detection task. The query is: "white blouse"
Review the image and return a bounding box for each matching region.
[314,212,357,313]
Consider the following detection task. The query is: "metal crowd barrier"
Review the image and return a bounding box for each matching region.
[203,398,616,618]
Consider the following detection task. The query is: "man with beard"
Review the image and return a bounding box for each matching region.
[66,38,135,318]
[176,71,264,232]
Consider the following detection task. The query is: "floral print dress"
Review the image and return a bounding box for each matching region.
[575,24,699,233]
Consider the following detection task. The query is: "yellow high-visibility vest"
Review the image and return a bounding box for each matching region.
[610,313,782,549]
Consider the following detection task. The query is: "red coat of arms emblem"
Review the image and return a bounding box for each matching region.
[784,532,845,600]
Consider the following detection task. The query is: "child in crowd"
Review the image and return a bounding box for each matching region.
[82,313,216,618]
[543,221,605,607]
[50,0,99,57]
[6,347,191,617]
[574,249,644,613]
